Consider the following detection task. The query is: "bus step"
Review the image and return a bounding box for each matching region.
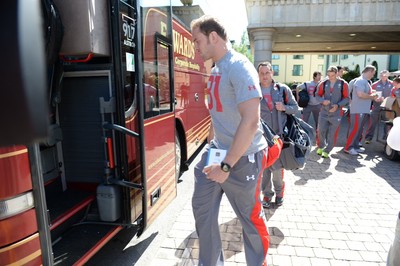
[47,185,95,241]
[52,223,122,265]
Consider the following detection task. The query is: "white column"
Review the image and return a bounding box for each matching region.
[250,28,275,68]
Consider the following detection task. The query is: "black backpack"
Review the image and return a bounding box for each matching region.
[298,83,310,108]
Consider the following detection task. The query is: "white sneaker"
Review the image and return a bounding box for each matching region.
[346,148,359,155]
[356,147,365,153]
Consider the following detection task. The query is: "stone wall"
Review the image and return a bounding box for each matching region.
[246,0,400,28]
[172,5,204,29]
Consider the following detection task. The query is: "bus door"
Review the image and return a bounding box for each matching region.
[109,0,177,232]
[139,3,178,227]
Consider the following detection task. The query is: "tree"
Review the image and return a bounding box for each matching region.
[232,31,253,63]
[342,70,359,83]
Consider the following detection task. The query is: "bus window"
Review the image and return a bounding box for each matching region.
[143,37,173,118]
[156,39,172,114]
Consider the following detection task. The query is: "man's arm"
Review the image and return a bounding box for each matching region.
[337,82,350,107]
[223,97,261,167]
[356,86,378,100]
[202,97,261,183]
[281,86,299,114]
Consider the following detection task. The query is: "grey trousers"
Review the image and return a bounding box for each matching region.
[317,112,341,153]
[192,146,269,266]
[262,167,284,200]
[345,113,369,151]
[302,104,321,129]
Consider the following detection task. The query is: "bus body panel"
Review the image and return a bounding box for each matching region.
[0,209,37,247]
[0,233,41,266]
[124,114,143,223]
[0,147,31,199]
[143,114,176,225]
[172,18,212,160]
[140,6,177,227]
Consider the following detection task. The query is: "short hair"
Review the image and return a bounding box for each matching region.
[190,15,228,42]
[257,61,272,72]
[313,71,321,78]
[393,77,400,84]
[336,65,343,71]
[380,70,389,77]
[327,66,338,73]
[362,65,376,73]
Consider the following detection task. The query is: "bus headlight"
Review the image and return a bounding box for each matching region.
[0,192,34,220]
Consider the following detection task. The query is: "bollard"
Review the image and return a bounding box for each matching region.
[387,211,400,266]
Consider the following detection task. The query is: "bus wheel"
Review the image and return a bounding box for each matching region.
[175,132,182,182]
[384,143,400,160]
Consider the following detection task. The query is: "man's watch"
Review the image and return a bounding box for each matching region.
[220,162,231,173]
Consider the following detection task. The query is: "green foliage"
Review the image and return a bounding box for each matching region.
[232,31,253,63]
[342,70,359,82]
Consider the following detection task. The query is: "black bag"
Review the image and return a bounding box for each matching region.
[260,119,283,168]
[298,83,310,108]
[279,115,311,170]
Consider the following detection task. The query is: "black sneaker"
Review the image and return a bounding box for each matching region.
[275,197,284,206]
[262,197,271,208]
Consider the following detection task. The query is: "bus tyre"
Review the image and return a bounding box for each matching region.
[175,132,182,182]
[384,143,400,160]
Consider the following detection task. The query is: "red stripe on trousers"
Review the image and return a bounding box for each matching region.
[280,168,285,198]
[345,114,359,150]
[334,125,340,146]
[250,151,269,265]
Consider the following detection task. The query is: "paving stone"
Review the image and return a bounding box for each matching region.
[363,241,386,252]
[291,256,312,265]
[276,245,297,256]
[294,246,315,257]
[332,249,363,261]
[310,257,331,266]
[313,248,333,259]
[345,240,367,251]
[358,250,383,262]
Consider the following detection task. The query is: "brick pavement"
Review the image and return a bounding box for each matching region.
[149,126,400,266]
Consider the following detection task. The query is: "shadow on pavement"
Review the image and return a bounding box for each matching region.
[175,213,284,264]
[292,151,332,185]
[365,140,400,194]
[86,228,157,266]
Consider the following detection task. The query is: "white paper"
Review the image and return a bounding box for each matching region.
[207,148,227,166]
[126,52,135,72]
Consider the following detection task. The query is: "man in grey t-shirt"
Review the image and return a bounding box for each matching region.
[344,65,378,155]
[258,61,299,209]
[296,71,322,129]
[191,15,269,266]
[365,70,392,143]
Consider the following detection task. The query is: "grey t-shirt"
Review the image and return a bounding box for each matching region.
[350,77,372,114]
[297,80,319,106]
[207,50,267,155]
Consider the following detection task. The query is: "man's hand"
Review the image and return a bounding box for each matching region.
[203,164,229,183]
[275,101,286,112]
[370,93,379,101]
[322,100,331,106]
[329,104,338,112]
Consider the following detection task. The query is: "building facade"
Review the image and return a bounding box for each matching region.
[272,54,400,84]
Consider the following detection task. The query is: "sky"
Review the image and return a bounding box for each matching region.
[171,0,248,43]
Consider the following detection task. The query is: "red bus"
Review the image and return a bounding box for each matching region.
[0,0,211,265]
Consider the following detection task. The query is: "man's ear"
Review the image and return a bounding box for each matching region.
[209,31,219,44]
